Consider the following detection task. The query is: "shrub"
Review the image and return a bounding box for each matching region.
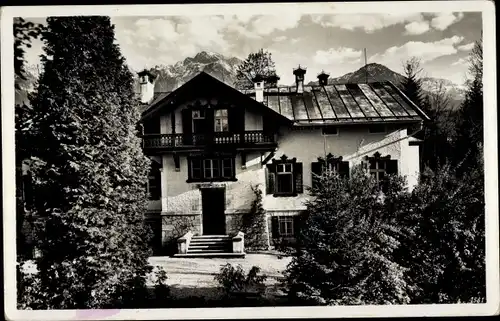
[240,184,269,251]
[214,263,267,297]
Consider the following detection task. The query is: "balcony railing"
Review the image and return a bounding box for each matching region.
[142,130,276,149]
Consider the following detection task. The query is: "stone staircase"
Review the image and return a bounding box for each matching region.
[175,234,245,258]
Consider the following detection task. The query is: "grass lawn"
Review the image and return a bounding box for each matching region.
[147,254,292,303]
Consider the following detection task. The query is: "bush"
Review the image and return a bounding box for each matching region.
[240,184,269,251]
[214,263,267,297]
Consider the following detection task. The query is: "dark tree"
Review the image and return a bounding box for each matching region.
[14,17,44,88]
[284,166,411,305]
[235,49,277,89]
[17,16,153,309]
[454,38,483,175]
[395,164,485,303]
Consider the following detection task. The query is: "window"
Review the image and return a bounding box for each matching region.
[322,126,338,136]
[311,154,349,188]
[188,157,236,182]
[192,109,206,134]
[278,216,294,237]
[364,152,398,190]
[271,215,299,239]
[276,163,294,194]
[368,124,386,134]
[266,155,303,196]
[214,109,229,132]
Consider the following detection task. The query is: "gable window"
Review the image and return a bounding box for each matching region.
[364,152,398,190]
[188,156,236,182]
[266,155,303,197]
[322,126,338,136]
[311,154,349,188]
[214,109,229,132]
[368,124,386,134]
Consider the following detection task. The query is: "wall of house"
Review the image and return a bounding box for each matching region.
[262,123,419,212]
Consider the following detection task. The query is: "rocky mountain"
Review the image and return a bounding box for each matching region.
[307,63,464,107]
[133,51,243,93]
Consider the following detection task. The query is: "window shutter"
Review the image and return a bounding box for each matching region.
[181,109,192,145]
[311,162,322,189]
[266,164,276,195]
[271,216,279,239]
[228,106,245,134]
[386,159,398,175]
[293,215,302,238]
[339,161,350,179]
[294,162,303,194]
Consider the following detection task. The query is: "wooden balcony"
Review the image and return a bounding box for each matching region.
[142,130,277,152]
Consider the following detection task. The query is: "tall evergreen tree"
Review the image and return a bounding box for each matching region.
[285,166,410,305]
[454,38,483,175]
[18,16,152,309]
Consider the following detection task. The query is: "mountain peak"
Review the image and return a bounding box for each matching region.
[193,51,223,63]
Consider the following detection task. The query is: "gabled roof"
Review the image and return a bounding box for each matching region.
[140,71,429,125]
[140,72,291,124]
[240,81,430,125]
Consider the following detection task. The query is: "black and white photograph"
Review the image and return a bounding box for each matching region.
[2,1,498,319]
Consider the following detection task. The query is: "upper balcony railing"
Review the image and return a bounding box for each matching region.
[142,130,276,150]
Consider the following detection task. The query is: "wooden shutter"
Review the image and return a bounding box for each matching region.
[386,159,398,175]
[294,162,303,194]
[339,161,350,179]
[293,215,302,238]
[266,164,276,195]
[311,162,322,189]
[228,106,244,134]
[181,109,192,145]
[271,216,279,239]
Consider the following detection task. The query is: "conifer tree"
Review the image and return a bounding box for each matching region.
[18,16,152,309]
[284,166,410,305]
[454,38,483,175]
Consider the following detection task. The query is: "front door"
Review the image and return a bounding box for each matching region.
[201,188,226,235]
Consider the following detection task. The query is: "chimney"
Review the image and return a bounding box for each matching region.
[317,70,330,86]
[138,69,156,104]
[252,74,265,103]
[267,73,280,88]
[293,65,307,94]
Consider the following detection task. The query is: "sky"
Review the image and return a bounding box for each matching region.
[23,11,482,86]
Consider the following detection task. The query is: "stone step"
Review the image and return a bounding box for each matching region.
[190,240,231,244]
[191,237,231,242]
[193,235,230,238]
[189,244,231,249]
[174,252,246,258]
[187,249,231,253]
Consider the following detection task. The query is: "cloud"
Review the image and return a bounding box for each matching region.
[250,14,302,36]
[369,36,465,70]
[430,12,464,31]
[404,21,430,35]
[274,35,287,42]
[312,13,425,33]
[457,42,475,51]
[313,47,363,65]
[451,57,468,66]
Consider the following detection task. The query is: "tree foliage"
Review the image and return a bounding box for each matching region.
[395,163,485,303]
[235,49,277,89]
[285,166,411,305]
[14,17,45,88]
[17,16,153,309]
[454,38,483,175]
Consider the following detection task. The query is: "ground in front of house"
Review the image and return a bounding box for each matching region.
[147,253,292,306]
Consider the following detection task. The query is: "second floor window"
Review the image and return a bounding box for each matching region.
[188,156,236,182]
[311,154,350,188]
[266,155,303,197]
[214,109,229,132]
